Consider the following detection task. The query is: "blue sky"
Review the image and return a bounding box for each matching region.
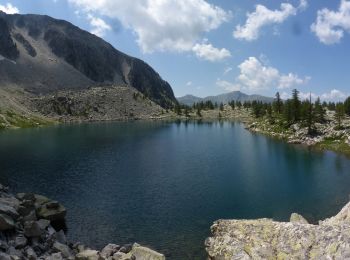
[1,0,350,100]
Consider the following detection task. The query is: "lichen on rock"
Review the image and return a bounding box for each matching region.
[206,202,350,259]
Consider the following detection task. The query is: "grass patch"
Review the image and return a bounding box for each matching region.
[315,138,350,157]
[0,110,54,130]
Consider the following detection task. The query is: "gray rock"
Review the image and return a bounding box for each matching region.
[131,244,165,260]
[16,193,35,202]
[14,235,27,249]
[33,195,51,209]
[119,244,132,254]
[37,219,50,229]
[37,202,66,221]
[0,252,11,260]
[112,252,134,260]
[0,203,19,219]
[101,244,120,257]
[0,240,8,251]
[7,246,23,258]
[25,247,37,260]
[75,250,103,260]
[206,200,350,259]
[52,242,72,258]
[22,210,37,222]
[18,200,37,220]
[0,198,20,210]
[24,221,46,237]
[45,252,64,260]
[0,213,15,230]
[290,213,309,224]
[55,230,67,245]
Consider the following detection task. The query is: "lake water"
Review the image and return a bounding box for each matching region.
[1,121,350,259]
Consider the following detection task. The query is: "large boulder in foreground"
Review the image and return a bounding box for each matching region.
[206,202,350,259]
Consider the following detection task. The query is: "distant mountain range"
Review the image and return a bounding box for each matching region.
[0,11,176,108]
[177,91,274,106]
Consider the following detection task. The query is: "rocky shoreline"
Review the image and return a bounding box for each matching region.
[0,183,165,260]
[244,110,350,156]
[206,200,350,259]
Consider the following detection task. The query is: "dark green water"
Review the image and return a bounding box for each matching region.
[1,121,350,259]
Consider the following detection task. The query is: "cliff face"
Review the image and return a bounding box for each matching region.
[206,202,350,259]
[0,11,176,108]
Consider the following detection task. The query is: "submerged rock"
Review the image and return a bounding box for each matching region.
[206,201,350,259]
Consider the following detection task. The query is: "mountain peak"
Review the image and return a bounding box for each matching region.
[177,91,273,106]
[0,12,176,108]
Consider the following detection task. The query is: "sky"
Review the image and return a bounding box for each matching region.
[1,0,350,101]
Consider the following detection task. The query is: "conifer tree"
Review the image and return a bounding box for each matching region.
[345,97,350,116]
[273,92,283,114]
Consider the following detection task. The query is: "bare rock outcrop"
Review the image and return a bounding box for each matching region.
[206,202,350,259]
[0,183,165,260]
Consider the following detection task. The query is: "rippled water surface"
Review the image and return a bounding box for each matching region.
[1,121,350,259]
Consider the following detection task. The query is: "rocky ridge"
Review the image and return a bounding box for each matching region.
[0,11,176,108]
[206,201,350,259]
[0,183,165,260]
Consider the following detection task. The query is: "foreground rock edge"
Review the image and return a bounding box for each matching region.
[206,201,350,259]
[0,183,165,260]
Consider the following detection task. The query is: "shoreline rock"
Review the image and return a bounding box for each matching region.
[206,201,350,259]
[0,184,165,260]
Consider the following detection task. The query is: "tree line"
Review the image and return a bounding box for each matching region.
[250,89,350,132]
[173,89,350,131]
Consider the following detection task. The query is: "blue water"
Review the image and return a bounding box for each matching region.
[0,121,350,259]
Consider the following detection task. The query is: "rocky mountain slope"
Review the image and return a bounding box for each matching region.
[206,201,350,259]
[177,91,274,106]
[0,11,176,108]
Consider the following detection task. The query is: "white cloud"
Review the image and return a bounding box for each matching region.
[192,42,231,62]
[299,0,308,11]
[0,3,19,14]
[186,81,193,86]
[216,79,241,92]
[279,74,311,89]
[299,91,318,101]
[311,0,350,44]
[235,57,309,92]
[233,2,298,41]
[321,89,348,101]
[69,0,231,55]
[87,14,111,37]
[223,67,233,75]
[281,89,348,102]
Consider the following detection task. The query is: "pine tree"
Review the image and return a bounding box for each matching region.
[196,107,202,117]
[291,89,301,122]
[273,92,283,114]
[283,100,293,126]
[219,103,224,111]
[345,97,350,116]
[314,97,326,123]
[229,101,235,110]
[335,103,345,128]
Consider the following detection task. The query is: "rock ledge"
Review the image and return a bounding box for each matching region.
[206,202,350,259]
